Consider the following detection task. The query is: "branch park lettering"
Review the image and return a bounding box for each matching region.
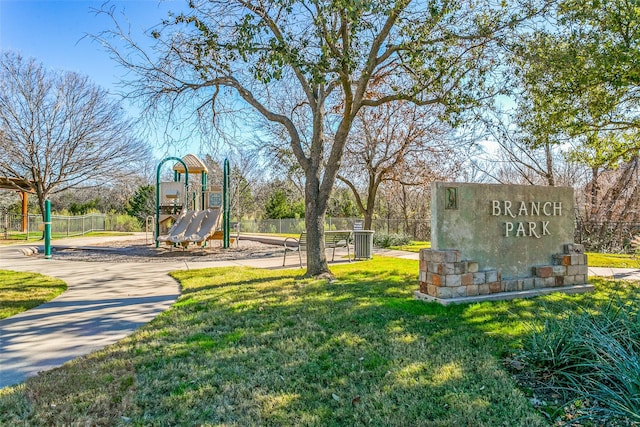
[491,200,563,238]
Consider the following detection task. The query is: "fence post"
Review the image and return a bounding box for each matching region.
[44,200,51,259]
[223,158,231,248]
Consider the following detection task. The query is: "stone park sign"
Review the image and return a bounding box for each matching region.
[416,182,593,304]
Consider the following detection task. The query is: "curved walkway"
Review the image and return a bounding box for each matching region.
[0,234,294,389]
[1,236,639,389]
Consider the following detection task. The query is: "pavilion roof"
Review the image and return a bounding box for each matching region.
[0,177,34,193]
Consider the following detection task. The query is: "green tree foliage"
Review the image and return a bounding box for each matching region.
[264,189,289,219]
[327,187,359,218]
[100,0,551,276]
[511,0,640,165]
[126,185,156,225]
[264,189,304,219]
[68,199,99,216]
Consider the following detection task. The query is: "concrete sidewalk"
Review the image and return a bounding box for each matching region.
[588,266,640,281]
[1,235,639,389]
[0,235,298,389]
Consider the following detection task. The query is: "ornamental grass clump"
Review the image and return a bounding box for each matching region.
[515,297,640,424]
[373,232,411,248]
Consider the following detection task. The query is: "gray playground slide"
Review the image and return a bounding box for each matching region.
[168,210,207,244]
[184,208,222,244]
[157,210,197,243]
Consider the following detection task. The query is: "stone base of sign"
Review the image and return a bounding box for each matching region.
[415,244,593,304]
[413,284,595,305]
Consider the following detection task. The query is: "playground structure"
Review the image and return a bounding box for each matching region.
[155,154,232,249]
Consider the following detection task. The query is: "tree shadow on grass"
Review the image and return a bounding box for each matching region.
[121,266,553,426]
[3,267,633,426]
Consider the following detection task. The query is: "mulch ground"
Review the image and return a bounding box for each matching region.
[51,239,284,263]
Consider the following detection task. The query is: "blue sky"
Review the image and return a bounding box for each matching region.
[0,0,200,158]
[0,0,266,169]
[0,0,180,94]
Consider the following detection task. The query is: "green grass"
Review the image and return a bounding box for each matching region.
[383,243,640,268]
[0,259,637,426]
[513,286,640,424]
[0,270,67,319]
[388,240,431,252]
[586,252,640,268]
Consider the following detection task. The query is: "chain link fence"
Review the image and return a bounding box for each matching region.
[1,212,107,240]
[238,217,431,241]
[3,210,638,254]
[239,218,640,253]
[1,213,432,241]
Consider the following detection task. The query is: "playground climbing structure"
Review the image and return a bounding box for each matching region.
[155,154,231,248]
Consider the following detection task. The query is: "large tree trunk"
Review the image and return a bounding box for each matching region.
[304,169,330,278]
[589,166,599,221]
[338,174,377,230]
[401,184,410,233]
[363,210,374,231]
[302,104,355,278]
[544,142,555,186]
[363,176,378,230]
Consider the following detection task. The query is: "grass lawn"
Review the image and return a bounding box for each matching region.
[587,252,640,268]
[388,240,430,252]
[0,270,67,319]
[386,241,640,270]
[1,258,636,425]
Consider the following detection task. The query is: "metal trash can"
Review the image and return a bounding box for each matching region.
[353,230,374,259]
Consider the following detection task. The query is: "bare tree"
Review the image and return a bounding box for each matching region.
[227,149,260,221]
[378,180,432,239]
[0,51,148,220]
[338,101,462,229]
[581,156,640,223]
[202,150,260,221]
[96,0,552,277]
[474,107,588,187]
